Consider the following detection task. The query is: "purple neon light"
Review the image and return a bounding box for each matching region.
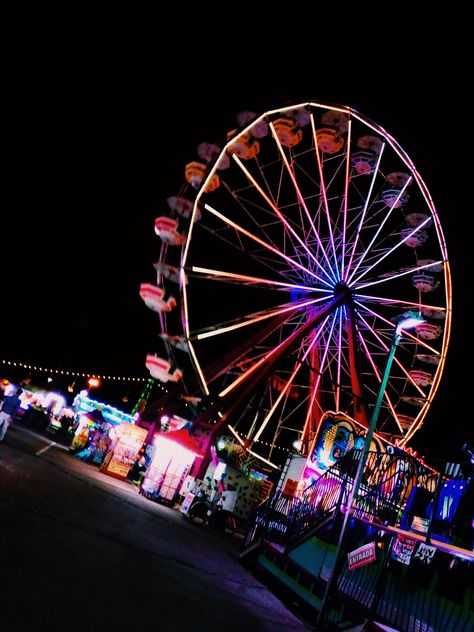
[356,293,444,312]
[357,311,427,398]
[310,113,341,282]
[340,119,352,280]
[269,122,338,285]
[230,156,336,288]
[354,259,444,291]
[336,307,343,411]
[204,203,334,289]
[344,143,385,281]
[357,327,402,431]
[253,314,331,444]
[354,299,440,356]
[351,215,432,287]
[346,177,413,286]
[302,310,338,438]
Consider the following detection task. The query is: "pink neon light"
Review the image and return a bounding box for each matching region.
[344,144,385,281]
[197,295,329,340]
[354,259,445,291]
[254,314,331,444]
[204,203,332,288]
[301,312,338,440]
[347,177,413,285]
[340,119,352,279]
[269,122,337,284]
[218,331,292,398]
[356,293,444,312]
[351,214,431,287]
[347,108,451,443]
[190,266,329,293]
[357,312,427,398]
[310,113,340,281]
[357,328,403,432]
[231,155,335,288]
[354,300,440,356]
[336,307,343,411]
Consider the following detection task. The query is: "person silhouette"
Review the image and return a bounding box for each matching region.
[0,388,23,442]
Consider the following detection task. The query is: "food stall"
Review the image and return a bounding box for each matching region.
[100,422,148,480]
[141,428,205,505]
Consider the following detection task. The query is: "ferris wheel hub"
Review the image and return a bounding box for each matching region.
[333,282,351,300]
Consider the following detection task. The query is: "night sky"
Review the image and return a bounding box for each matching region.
[2,44,470,461]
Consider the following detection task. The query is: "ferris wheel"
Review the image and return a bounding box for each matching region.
[144,101,451,467]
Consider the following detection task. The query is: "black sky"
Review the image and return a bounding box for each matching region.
[2,39,471,460]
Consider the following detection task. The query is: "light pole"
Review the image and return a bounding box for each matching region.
[317,313,425,626]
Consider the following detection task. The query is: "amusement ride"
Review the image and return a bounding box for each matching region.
[140,100,451,472]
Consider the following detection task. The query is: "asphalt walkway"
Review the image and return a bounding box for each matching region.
[0,423,314,631]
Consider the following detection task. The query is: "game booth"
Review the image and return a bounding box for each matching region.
[140,428,205,505]
[100,422,148,480]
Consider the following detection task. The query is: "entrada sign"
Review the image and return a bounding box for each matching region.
[347,542,376,571]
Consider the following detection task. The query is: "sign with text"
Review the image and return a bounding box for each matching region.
[414,542,436,565]
[392,535,417,565]
[347,542,376,571]
[106,459,130,478]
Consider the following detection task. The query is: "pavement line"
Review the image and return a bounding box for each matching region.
[36,442,57,456]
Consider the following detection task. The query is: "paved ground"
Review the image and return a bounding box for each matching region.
[0,423,314,632]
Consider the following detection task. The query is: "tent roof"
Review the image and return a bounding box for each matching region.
[157,428,205,457]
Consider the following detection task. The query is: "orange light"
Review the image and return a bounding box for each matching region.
[88,377,100,389]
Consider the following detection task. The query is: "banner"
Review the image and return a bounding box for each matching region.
[392,535,417,565]
[347,541,376,570]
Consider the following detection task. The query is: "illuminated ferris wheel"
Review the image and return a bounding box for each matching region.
[144,101,451,466]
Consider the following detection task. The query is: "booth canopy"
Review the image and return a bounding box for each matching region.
[157,428,206,457]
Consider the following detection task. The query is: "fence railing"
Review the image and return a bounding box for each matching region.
[242,448,442,554]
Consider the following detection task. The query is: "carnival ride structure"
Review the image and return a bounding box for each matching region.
[140,101,451,472]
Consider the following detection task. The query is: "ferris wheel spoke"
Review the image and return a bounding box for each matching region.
[231,154,336,285]
[189,266,331,293]
[357,312,428,398]
[301,311,338,441]
[335,307,344,410]
[357,329,404,434]
[269,122,338,284]
[356,293,445,312]
[195,295,330,341]
[252,315,331,445]
[344,143,386,281]
[350,215,432,287]
[310,113,340,281]
[354,259,445,291]
[204,203,333,288]
[346,177,413,286]
[354,300,441,355]
[340,119,352,279]
[219,294,342,399]
[221,180,286,254]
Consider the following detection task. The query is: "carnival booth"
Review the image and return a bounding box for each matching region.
[69,408,109,454]
[100,422,148,480]
[141,428,205,505]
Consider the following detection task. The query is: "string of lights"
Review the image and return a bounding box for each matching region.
[228,425,291,453]
[1,359,148,382]
[2,361,290,453]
